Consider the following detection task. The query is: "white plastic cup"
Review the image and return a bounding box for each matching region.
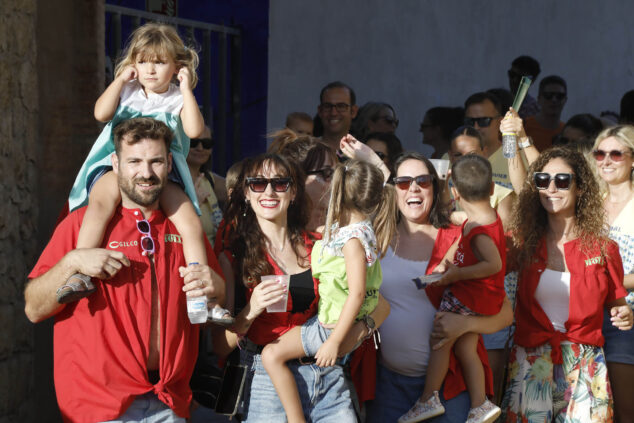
[429,159,450,180]
[262,275,290,313]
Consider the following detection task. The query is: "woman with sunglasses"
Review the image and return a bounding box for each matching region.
[364,132,404,178]
[216,153,389,422]
[592,126,634,423]
[501,147,633,422]
[366,151,513,423]
[350,101,399,141]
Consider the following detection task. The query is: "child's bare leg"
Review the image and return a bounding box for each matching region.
[160,182,208,266]
[454,332,486,408]
[77,171,120,248]
[57,171,121,303]
[418,336,456,402]
[261,326,306,423]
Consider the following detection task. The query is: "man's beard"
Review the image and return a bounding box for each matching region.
[118,174,164,207]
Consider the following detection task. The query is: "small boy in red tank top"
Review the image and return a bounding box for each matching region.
[400,154,505,423]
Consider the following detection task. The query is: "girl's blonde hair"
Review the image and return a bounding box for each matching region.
[323,160,397,257]
[115,23,199,89]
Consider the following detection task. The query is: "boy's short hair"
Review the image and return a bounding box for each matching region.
[451,154,492,201]
[285,112,313,127]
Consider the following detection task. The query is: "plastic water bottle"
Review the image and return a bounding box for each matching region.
[185,262,208,324]
[502,132,517,159]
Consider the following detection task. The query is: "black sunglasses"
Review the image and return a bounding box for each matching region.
[319,102,350,113]
[306,167,334,181]
[191,138,214,149]
[393,174,433,190]
[541,92,566,102]
[372,115,399,127]
[592,149,631,162]
[464,116,499,128]
[246,177,292,193]
[533,172,575,190]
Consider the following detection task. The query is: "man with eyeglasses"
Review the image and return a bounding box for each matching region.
[524,75,568,152]
[463,92,514,190]
[25,117,225,422]
[317,81,358,153]
[507,55,541,119]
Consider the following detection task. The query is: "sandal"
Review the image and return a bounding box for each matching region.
[56,273,96,304]
[207,306,234,327]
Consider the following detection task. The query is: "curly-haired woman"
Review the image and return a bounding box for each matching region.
[501,147,633,422]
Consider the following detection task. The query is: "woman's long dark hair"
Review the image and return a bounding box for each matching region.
[225,153,310,286]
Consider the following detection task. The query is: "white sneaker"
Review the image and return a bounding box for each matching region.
[398,391,446,423]
[466,399,501,423]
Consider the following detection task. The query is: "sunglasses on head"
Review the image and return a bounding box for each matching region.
[533,172,575,190]
[372,115,399,127]
[592,149,631,162]
[541,92,566,102]
[191,138,214,149]
[306,167,334,181]
[393,174,433,190]
[246,177,292,193]
[136,219,155,256]
[464,116,498,128]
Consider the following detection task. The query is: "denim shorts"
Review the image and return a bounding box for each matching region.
[366,363,470,423]
[99,392,185,423]
[301,315,332,357]
[239,349,356,422]
[482,325,514,350]
[602,308,634,365]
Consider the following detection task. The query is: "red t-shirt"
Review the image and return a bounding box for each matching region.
[425,225,494,400]
[524,116,565,152]
[29,206,222,423]
[514,237,627,364]
[447,215,506,315]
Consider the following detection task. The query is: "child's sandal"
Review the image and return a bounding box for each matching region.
[56,273,96,304]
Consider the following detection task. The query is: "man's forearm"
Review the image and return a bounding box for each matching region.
[24,252,78,323]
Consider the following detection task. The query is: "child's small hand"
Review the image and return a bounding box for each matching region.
[339,134,380,165]
[315,338,339,367]
[177,68,191,91]
[433,262,447,274]
[435,260,461,286]
[118,65,137,82]
[610,304,634,331]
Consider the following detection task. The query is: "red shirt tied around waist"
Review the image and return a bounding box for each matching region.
[28,206,223,423]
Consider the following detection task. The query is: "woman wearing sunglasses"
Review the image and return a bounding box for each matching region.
[350,101,399,141]
[216,153,388,422]
[592,126,634,423]
[501,147,633,422]
[366,151,513,423]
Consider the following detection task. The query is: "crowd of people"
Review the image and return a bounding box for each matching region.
[24,22,634,423]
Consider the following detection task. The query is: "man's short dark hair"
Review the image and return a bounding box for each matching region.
[319,81,356,106]
[464,92,503,116]
[539,75,567,95]
[113,118,173,155]
[451,154,492,201]
[511,55,541,79]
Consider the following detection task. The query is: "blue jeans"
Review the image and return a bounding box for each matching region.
[100,392,185,423]
[239,349,357,422]
[365,363,470,423]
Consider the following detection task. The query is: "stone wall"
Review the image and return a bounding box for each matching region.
[0,0,39,421]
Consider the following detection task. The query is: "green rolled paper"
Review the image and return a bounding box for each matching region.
[512,76,532,111]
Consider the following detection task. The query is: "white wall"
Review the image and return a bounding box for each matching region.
[267,0,634,152]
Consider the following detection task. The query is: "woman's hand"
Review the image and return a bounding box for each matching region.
[315,338,339,367]
[245,279,287,320]
[610,304,634,331]
[500,107,526,137]
[430,311,471,350]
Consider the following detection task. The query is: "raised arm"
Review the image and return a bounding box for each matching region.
[25,249,130,323]
[501,108,540,194]
[178,68,205,139]
[94,66,137,122]
[339,134,391,182]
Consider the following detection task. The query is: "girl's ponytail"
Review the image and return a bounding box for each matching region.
[372,183,397,258]
[323,164,346,243]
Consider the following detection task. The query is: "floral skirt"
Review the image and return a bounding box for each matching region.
[501,342,613,423]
